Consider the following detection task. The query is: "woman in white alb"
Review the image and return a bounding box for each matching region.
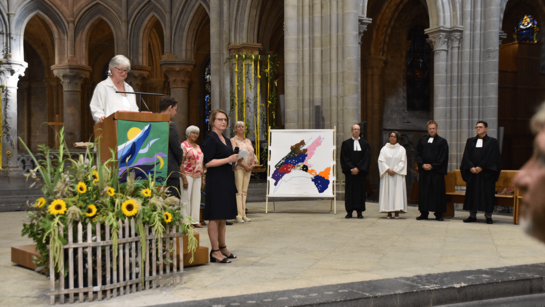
[378,131,408,218]
[89,55,139,123]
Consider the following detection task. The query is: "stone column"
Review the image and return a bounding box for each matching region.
[126,65,150,92]
[161,60,194,136]
[0,60,27,169]
[363,56,385,193]
[447,31,462,170]
[426,28,450,140]
[51,64,91,148]
[229,43,262,139]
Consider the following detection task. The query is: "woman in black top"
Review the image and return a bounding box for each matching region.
[202,109,239,263]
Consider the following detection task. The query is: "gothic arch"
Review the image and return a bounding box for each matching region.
[13,1,66,63]
[23,15,55,78]
[257,0,283,51]
[230,0,262,44]
[75,3,121,65]
[425,0,462,28]
[0,4,8,53]
[144,18,164,78]
[128,2,166,65]
[173,3,208,60]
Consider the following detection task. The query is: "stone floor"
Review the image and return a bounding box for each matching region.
[2,200,545,306]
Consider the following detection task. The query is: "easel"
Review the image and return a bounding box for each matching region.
[48,114,65,148]
[265,127,337,214]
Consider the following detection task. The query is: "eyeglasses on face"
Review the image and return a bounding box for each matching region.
[114,67,130,73]
[475,126,485,129]
[215,118,228,122]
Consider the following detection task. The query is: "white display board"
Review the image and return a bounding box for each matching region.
[267,129,336,199]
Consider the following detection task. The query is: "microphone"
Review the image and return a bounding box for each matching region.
[129,81,150,111]
[232,147,239,171]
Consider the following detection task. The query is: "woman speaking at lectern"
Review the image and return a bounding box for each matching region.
[90,55,139,123]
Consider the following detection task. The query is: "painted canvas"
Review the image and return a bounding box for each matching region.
[268,129,335,198]
[117,120,169,185]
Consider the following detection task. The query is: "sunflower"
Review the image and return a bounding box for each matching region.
[6,150,11,155]
[164,212,173,223]
[141,188,152,197]
[49,199,67,215]
[91,170,99,183]
[107,187,115,197]
[86,205,97,217]
[35,197,46,209]
[77,182,87,194]
[121,199,138,217]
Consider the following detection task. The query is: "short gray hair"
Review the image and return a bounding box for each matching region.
[234,121,245,128]
[185,125,200,137]
[109,55,131,70]
[531,102,545,134]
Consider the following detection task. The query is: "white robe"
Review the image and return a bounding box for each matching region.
[378,143,408,213]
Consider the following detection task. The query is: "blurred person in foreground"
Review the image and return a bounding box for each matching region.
[159,96,184,199]
[514,102,545,244]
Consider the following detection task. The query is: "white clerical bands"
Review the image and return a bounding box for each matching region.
[353,139,361,151]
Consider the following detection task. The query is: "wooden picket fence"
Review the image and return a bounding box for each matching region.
[48,218,185,304]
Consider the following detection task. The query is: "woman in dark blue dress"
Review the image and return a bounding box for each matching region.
[202,109,238,263]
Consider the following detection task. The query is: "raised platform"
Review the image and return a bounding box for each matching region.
[160,263,545,306]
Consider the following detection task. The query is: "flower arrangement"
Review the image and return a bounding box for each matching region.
[20,128,196,274]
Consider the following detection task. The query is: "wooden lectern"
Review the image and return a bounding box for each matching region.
[94,111,170,164]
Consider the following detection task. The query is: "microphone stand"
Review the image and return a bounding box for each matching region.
[116,91,164,111]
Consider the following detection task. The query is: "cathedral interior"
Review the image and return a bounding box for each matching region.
[1,0,544,198]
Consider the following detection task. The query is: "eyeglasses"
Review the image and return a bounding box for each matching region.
[475,126,485,129]
[114,67,130,74]
[215,118,228,122]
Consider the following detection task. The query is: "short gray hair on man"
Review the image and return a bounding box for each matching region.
[531,102,545,134]
[108,55,131,70]
[185,125,200,138]
[234,121,245,128]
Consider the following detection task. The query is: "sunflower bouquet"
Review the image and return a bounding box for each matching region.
[20,128,196,275]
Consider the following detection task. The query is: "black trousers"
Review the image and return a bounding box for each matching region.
[419,210,443,218]
[166,177,180,199]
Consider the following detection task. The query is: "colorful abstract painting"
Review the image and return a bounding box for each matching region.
[268,129,335,198]
[117,120,169,185]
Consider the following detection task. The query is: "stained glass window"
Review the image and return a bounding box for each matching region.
[407,26,431,112]
[514,15,539,44]
[203,60,211,137]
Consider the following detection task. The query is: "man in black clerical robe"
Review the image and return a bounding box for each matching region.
[415,120,449,221]
[341,124,371,219]
[461,121,502,224]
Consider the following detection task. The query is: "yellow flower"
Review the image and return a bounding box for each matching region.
[91,170,99,182]
[141,188,152,197]
[107,187,115,197]
[49,199,67,215]
[164,212,173,223]
[6,150,11,155]
[35,197,46,208]
[86,205,97,217]
[121,199,138,217]
[268,100,272,104]
[248,86,252,90]
[77,182,87,194]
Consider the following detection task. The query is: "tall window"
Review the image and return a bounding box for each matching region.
[406,26,431,112]
[514,15,539,44]
[203,60,211,137]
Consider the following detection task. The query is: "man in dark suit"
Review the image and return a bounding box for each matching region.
[159,96,184,198]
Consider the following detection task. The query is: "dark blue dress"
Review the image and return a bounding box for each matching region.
[202,131,237,220]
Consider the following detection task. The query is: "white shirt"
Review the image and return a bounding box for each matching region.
[89,77,139,123]
[352,137,361,151]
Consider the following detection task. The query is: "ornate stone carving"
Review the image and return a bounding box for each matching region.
[161,60,195,88]
[126,65,151,91]
[0,60,28,87]
[427,33,449,51]
[499,31,507,45]
[228,43,262,55]
[358,16,372,41]
[51,64,92,91]
[450,32,462,49]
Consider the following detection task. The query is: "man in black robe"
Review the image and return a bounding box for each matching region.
[461,121,502,224]
[415,120,449,221]
[341,124,371,219]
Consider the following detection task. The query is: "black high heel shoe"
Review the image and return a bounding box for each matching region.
[219,246,237,259]
[210,249,230,263]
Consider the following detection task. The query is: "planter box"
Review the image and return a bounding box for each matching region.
[48,218,185,305]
